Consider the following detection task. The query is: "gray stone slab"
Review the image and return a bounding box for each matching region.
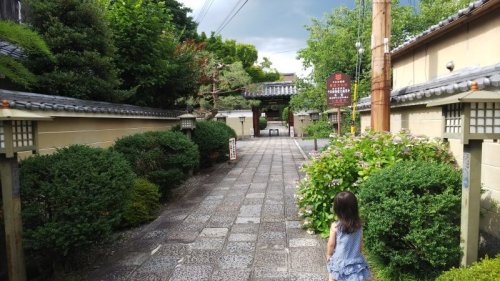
[246,193,265,199]
[131,256,178,278]
[253,250,287,267]
[169,265,213,281]
[260,222,286,232]
[228,233,257,242]
[231,223,260,234]
[184,214,211,224]
[251,268,289,281]
[217,254,254,269]
[210,269,251,281]
[285,221,301,229]
[184,250,221,264]
[235,217,260,224]
[223,241,255,255]
[200,228,229,238]
[155,243,187,258]
[290,247,325,272]
[289,238,320,247]
[289,272,327,281]
[239,204,262,217]
[189,238,225,250]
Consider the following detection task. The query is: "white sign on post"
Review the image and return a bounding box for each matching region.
[290,126,294,137]
[229,138,237,160]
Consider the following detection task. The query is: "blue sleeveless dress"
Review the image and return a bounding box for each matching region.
[327,224,370,281]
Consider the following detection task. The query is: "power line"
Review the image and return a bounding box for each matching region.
[196,0,216,25]
[215,0,249,35]
[214,0,245,34]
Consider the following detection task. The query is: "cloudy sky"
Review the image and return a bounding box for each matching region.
[177,0,352,77]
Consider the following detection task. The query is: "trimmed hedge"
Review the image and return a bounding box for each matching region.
[259,117,267,130]
[121,178,160,227]
[359,160,462,277]
[113,130,199,199]
[192,121,235,167]
[436,255,500,281]
[20,145,134,259]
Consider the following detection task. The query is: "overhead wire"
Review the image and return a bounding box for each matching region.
[196,0,216,25]
[215,0,249,35]
[351,0,366,134]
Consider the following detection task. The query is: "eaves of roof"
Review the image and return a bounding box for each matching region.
[391,0,500,60]
[242,81,298,99]
[356,63,500,111]
[0,89,184,119]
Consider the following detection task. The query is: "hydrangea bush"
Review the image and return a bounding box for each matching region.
[296,130,456,237]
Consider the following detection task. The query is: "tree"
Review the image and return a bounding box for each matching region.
[0,20,53,88]
[163,0,198,40]
[24,0,126,102]
[106,0,199,108]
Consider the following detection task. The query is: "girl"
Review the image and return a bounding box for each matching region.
[326,191,370,281]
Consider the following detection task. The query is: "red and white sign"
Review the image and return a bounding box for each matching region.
[326,72,351,107]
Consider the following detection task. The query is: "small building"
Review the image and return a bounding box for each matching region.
[357,0,500,256]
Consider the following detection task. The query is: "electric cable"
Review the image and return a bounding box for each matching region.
[196,0,216,25]
[215,0,249,35]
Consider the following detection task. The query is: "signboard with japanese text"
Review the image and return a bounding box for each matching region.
[229,138,237,160]
[326,72,351,107]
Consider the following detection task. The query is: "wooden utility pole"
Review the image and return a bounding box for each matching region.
[371,0,391,131]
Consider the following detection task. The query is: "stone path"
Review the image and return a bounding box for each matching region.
[85,137,328,281]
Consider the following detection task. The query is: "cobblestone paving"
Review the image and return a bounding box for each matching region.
[85,137,328,281]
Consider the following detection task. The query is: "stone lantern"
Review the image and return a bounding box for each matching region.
[239,116,246,138]
[179,113,196,139]
[427,81,500,266]
[215,113,227,123]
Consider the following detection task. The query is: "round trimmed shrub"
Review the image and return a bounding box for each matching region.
[121,178,160,227]
[113,130,199,199]
[359,160,461,277]
[192,121,234,167]
[259,117,267,130]
[436,255,500,281]
[296,130,456,236]
[20,145,134,259]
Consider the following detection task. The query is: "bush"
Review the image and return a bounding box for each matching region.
[259,117,267,130]
[20,145,134,259]
[113,130,199,199]
[296,130,456,236]
[304,119,332,138]
[436,255,500,281]
[359,161,461,277]
[192,121,234,167]
[282,107,289,123]
[121,178,160,227]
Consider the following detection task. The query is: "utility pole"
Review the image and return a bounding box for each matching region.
[371,0,391,131]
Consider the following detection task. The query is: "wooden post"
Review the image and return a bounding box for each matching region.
[337,107,341,136]
[371,0,391,131]
[1,154,27,281]
[460,140,482,266]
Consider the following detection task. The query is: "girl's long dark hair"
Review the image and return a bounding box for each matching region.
[333,191,362,234]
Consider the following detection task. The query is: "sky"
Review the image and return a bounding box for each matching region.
[177,0,352,77]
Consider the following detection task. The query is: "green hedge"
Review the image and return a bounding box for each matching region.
[359,160,461,278]
[259,117,267,130]
[121,178,160,227]
[113,130,199,199]
[20,145,134,259]
[296,130,456,236]
[436,255,500,281]
[192,121,235,167]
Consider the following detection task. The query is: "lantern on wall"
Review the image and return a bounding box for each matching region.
[0,101,51,281]
[309,110,320,122]
[427,81,500,266]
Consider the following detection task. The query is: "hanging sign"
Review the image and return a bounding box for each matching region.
[326,72,351,107]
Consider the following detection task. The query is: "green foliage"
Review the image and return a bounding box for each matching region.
[304,118,332,139]
[296,130,456,237]
[20,145,134,259]
[218,95,260,110]
[25,0,126,102]
[191,121,235,167]
[359,161,461,277]
[259,117,267,130]
[121,178,160,227]
[281,107,289,124]
[436,255,500,281]
[0,20,53,87]
[106,0,198,108]
[113,130,199,199]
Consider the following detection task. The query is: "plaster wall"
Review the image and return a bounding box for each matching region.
[393,10,500,89]
[219,110,253,138]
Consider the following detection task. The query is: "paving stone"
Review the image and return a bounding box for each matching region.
[245,193,265,199]
[253,250,287,267]
[210,269,251,281]
[260,222,286,232]
[235,217,260,224]
[169,265,213,281]
[228,233,257,242]
[231,223,260,234]
[189,238,225,250]
[217,254,253,269]
[223,241,255,255]
[290,247,325,272]
[131,256,178,279]
[155,243,187,258]
[184,250,221,264]
[200,228,229,238]
[183,214,211,224]
[239,204,262,217]
[285,221,301,229]
[289,238,320,247]
[289,272,327,281]
[206,216,236,228]
[164,231,199,243]
[251,268,289,281]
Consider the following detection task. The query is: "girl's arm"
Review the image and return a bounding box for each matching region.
[326,222,337,260]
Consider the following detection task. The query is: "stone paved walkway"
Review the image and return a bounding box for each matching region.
[85,137,328,281]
